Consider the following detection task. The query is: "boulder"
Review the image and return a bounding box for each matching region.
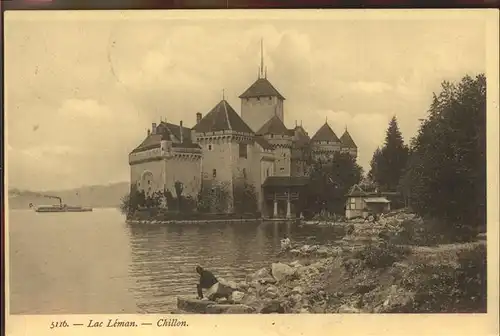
[218,278,239,290]
[206,304,256,314]
[290,294,303,303]
[296,265,320,279]
[379,285,414,312]
[299,244,319,254]
[231,291,245,303]
[289,260,302,268]
[247,267,272,283]
[237,281,250,291]
[260,301,286,314]
[271,263,296,282]
[291,286,303,294]
[257,277,278,285]
[315,247,330,257]
[261,285,279,299]
[177,297,216,313]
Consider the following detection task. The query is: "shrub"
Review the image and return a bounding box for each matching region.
[389,217,479,247]
[400,244,486,313]
[354,242,411,269]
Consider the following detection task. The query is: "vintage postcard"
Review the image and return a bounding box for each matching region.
[3,8,499,336]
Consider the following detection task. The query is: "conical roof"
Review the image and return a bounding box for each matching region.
[256,115,289,136]
[340,129,357,148]
[239,78,285,100]
[311,122,340,142]
[193,100,253,134]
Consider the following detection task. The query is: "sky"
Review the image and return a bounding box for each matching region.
[5,11,487,191]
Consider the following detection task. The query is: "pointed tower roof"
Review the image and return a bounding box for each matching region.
[193,100,253,134]
[256,115,289,135]
[311,122,340,142]
[239,78,285,100]
[340,128,357,148]
[239,38,285,100]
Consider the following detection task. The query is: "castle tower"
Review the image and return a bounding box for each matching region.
[128,121,202,201]
[239,39,286,133]
[256,115,293,176]
[310,121,342,161]
[192,98,256,212]
[340,127,358,159]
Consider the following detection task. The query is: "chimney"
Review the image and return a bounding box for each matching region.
[147,128,151,136]
[180,121,184,143]
[152,122,157,134]
[196,112,202,124]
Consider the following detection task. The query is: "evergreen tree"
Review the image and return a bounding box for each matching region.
[369,116,409,191]
[368,147,382,185]
[404,74,486,239]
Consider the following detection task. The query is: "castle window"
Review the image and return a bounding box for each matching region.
[266,168,269,177]
[213,169,217,178]
[242,168,247,179]
[208,144,213,151]
[269,97,272,100]
[239,143,247,158]
[280,167,284,172]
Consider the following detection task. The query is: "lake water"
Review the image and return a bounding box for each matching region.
[8,208,344,314]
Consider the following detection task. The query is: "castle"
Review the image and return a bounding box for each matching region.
[129,43,357,218]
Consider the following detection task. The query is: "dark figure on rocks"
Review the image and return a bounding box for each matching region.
[196,266,233,302]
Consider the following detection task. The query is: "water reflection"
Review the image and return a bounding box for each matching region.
[127,221,345,313]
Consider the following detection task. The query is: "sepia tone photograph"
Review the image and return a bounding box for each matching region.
[3,9,498,329]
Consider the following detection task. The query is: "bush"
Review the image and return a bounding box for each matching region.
[354,242,411,269]
[390,218,479,247]
[400,244,486,313]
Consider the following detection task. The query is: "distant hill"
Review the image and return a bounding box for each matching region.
[8,182,130,210]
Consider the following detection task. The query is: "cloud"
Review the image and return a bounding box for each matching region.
[4,14,486,190]
[349,81,393,94]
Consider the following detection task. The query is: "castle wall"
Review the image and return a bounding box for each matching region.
[130,158,166,196]
[164,156,202,198]
[312,141,342,161]
[241,96,284,132]
[273,145,291,176]
[198,137,234,185]
[129,147,201,199]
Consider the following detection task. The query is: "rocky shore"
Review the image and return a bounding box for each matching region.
[177,209,486,314]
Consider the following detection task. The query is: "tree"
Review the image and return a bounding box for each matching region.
[233,176,258,214]
[368,147,382,185]
[198,181,231,213]
[120,183,146,218]
[404,74,486,239]
[369,116,409,191]
[305,152,363,215]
